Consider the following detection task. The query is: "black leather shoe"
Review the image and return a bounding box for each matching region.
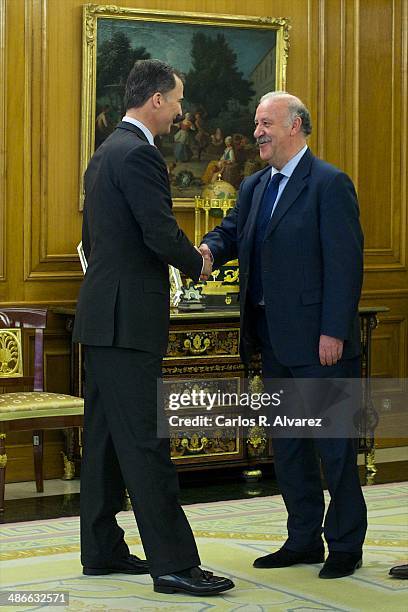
[253,546,325,568]
[319,552,362,579]
[83,553,149,575]
[153,566,234,595]
[389,564,408,579]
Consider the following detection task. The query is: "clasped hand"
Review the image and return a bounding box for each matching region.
[196,244,212,281]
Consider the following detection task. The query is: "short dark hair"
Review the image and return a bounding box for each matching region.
[124,59,184,110]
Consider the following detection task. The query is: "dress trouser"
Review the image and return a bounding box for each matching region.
[254,307,367,553]
[80,345,201,578]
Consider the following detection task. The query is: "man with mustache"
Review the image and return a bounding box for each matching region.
[200,92,366,579]
[74,59,234,596]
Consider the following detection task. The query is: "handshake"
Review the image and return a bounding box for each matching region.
[196,244,213,281]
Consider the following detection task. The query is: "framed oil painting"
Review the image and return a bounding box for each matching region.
[80,5,290,209]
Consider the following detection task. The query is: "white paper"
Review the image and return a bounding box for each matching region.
[77,241,88,273]
[169,265,183,307]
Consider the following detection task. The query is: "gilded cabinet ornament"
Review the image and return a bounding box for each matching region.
[61,451,76,480]
[249,374,264,394]
[247,425,267,458]
[183,334,211,355]
[170,429,238,459]
[0,329,23,377]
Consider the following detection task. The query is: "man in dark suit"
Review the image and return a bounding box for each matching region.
[200,92,366,579]
[73,59,234,596]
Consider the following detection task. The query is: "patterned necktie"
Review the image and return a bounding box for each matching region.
[248,172,285,304]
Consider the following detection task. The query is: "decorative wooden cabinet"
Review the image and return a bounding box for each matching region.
[54,306,387,479]
[162,310,271,472]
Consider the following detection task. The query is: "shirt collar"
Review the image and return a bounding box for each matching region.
[271,144,308,179]
[122,116,155,146]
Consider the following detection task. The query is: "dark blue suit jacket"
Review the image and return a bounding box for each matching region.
[203,148,364,366]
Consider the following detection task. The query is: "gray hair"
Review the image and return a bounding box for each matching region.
[259,91,312,136]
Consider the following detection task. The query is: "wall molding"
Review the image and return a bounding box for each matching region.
[39,0,48,265]
[26,270,83,281]
[0,0,6,282]
[361,288,408,298]
[317,0,325,159]
[364,262,407,272]
[0,299,77,307]
[23,0,83,280]
[352,0,359,190]
[361,0,407,271]
[23,0,34,281]
[372,315,407,379]
[400,0,408,269]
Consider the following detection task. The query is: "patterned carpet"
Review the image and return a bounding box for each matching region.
[1,483,407,611]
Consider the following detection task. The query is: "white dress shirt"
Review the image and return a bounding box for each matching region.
[268,144,308,217]
[122,115,155,146]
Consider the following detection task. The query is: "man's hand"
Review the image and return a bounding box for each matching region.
[198,243,213,263]
[319,335,344,366]
[195,245,212,280]
[201,256,212,280]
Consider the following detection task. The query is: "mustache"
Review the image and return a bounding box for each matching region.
[173,113,184,124]
[256,136,272,145]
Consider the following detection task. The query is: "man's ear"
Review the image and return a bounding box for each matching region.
[291,116,302,135]
[151,92,162,109]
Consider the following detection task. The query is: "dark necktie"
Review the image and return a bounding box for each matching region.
[248,172,285,304]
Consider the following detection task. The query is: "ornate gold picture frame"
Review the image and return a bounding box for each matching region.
[80,4,290,209]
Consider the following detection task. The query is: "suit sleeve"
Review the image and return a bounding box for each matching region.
[81,205,91,262]
[320,171,364,339]
[202,188,241,268]
[120,144,202,281]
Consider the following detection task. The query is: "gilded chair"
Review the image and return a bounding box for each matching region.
[0,308,84,511]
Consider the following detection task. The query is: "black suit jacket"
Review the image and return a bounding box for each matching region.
[73,122,202,355]
[204,148,364,366]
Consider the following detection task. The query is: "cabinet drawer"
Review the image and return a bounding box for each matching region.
[170,427,242,463]
[161,376,243,463]
[165,328,240,360]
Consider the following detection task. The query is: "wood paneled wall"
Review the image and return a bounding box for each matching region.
[0,0,407,479]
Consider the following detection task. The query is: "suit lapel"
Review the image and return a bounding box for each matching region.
[264,148,313,238]
[244,168,270,244]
